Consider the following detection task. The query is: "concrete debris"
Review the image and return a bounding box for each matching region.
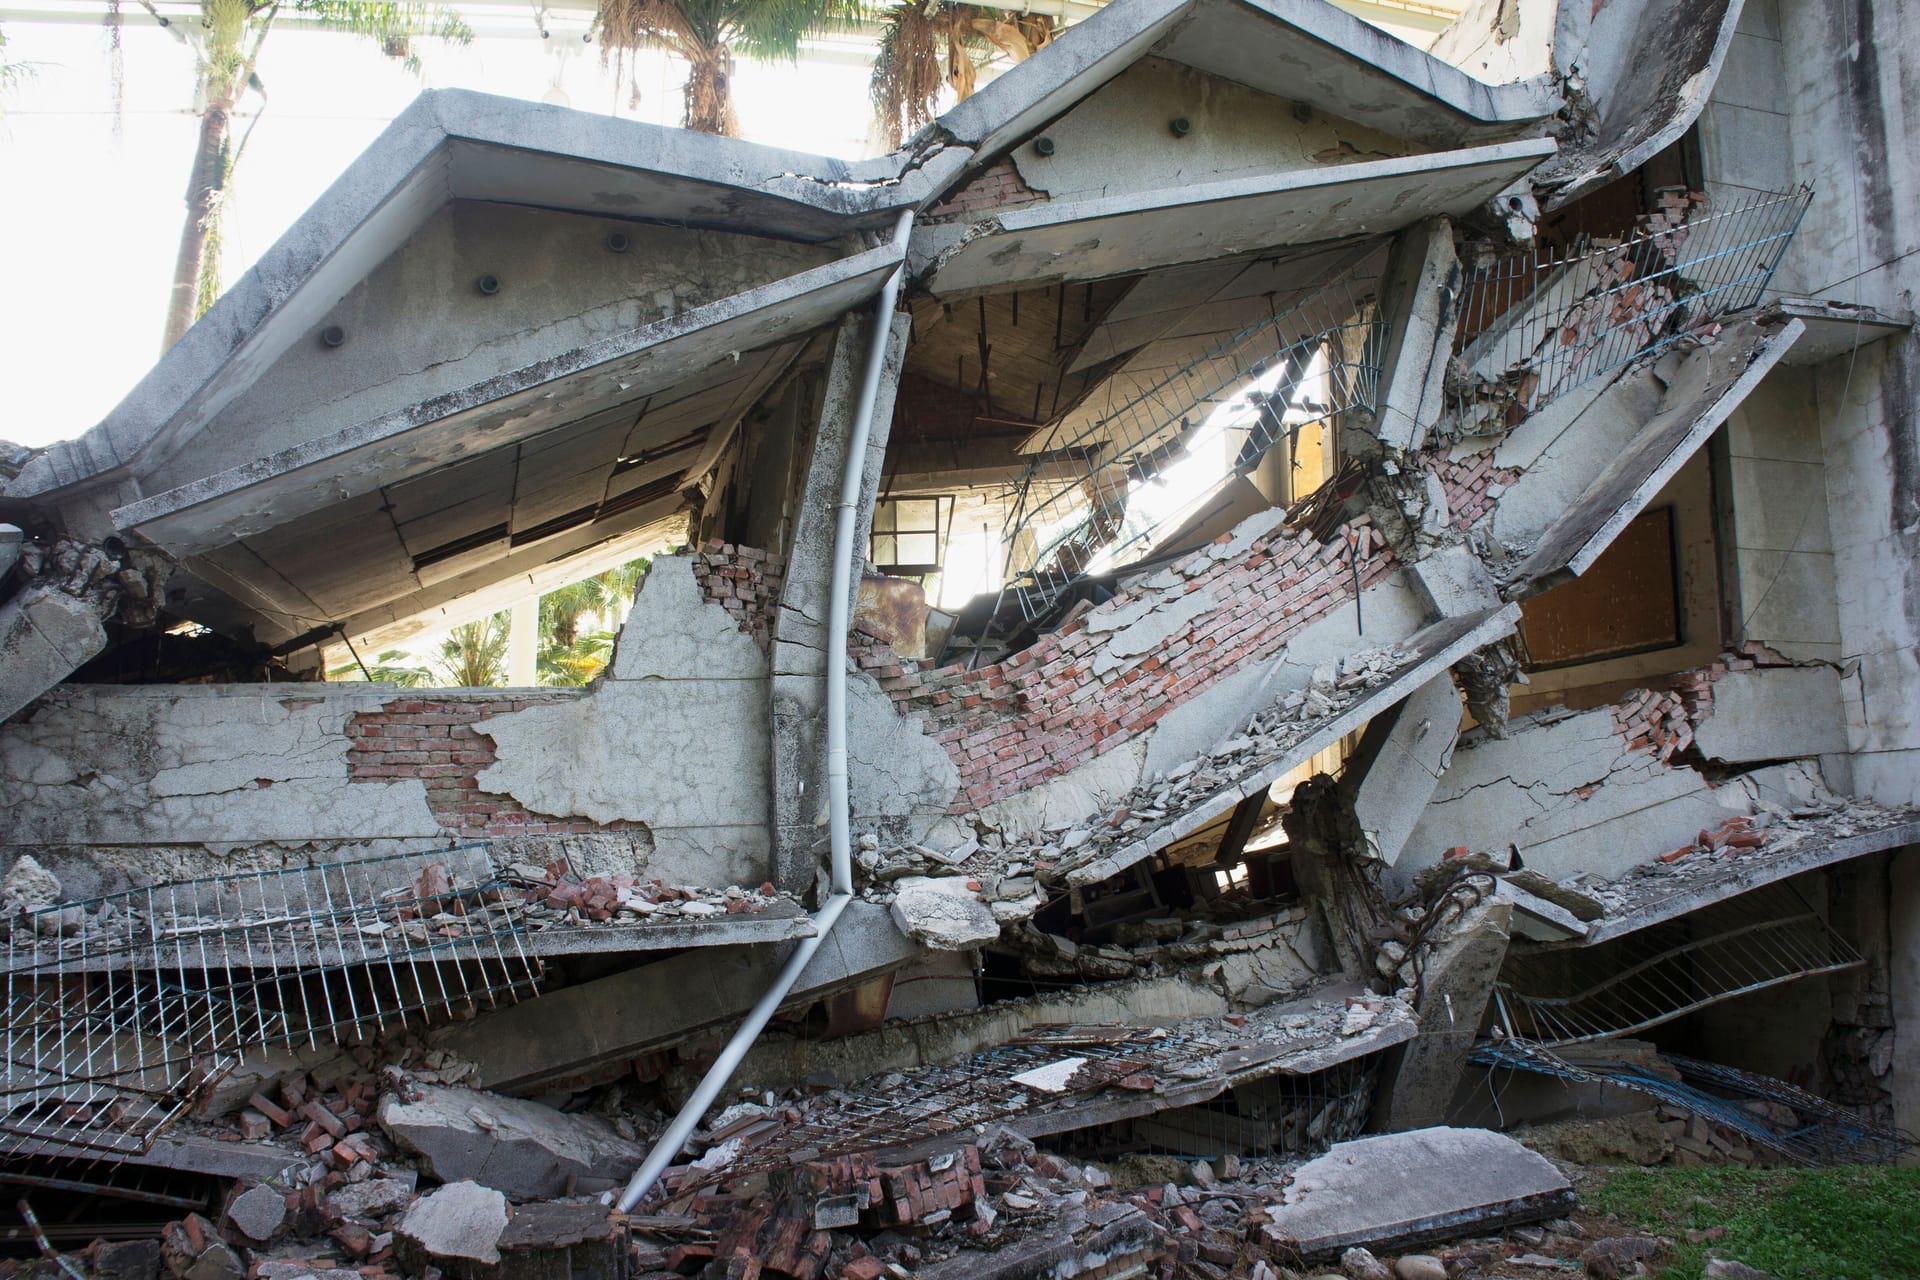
[378,1084,646,1200]
[325,1176,418,1222]
[1263,1127,1574,1259]
[1341,1245,1393,1279]
[225,1184,289,1244]
[394,1180,510,1266]
[888,876,1001,950]
[1,852,61,911]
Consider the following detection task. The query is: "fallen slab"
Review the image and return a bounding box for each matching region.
[378,1084,645,1200]
[1262,1126,1573,1259]
[435,899,918,1094]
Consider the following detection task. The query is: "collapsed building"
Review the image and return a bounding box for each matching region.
[1,0,1917,1274]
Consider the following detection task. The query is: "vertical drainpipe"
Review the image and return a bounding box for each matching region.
[615,208,916,1213]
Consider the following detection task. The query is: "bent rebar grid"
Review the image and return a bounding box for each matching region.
[1447,183,1813,433]
[0,845,541,1157]
[1491,880,1861,1048]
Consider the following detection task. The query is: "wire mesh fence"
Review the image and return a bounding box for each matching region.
[997,266,1388,623]
[1446,184,1813,435]
[1,846,541,1157]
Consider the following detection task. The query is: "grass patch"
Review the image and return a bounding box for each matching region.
[1584,1165,1920,1279]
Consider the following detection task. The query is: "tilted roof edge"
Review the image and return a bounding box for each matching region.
[9,90,935,504]
[918,0,1560,172]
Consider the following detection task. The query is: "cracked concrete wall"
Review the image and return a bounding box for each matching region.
[1399,668,1848,887]
[1005,58,1420,206]
[0,685,444,895]
[154,203,837,493]
[477,554,774,887]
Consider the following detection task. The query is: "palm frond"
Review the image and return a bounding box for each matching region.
[432,611,512,687]
[870,1,990,149]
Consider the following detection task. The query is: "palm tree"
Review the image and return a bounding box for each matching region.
[433,611,511,686]
[594,0,865,136]
[0,22,36,121]
[870,2,1051,148]
[539,628,616,686]
[144,0,472,351]
[327,648,433,684]
[538,557,650,650]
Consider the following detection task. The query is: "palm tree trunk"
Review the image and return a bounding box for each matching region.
[161,96,231,352]
[682,42,737,136]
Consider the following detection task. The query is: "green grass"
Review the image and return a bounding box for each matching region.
[1584,1165,1920,1280]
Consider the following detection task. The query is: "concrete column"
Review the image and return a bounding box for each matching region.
[1376,898,1513,1132]
[1371,217,1459,454]
[1891,846,1920,1162]
[508,597,539,686]
[766,311,912,893]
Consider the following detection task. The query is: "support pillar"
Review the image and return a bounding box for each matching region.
[766,311,911,894]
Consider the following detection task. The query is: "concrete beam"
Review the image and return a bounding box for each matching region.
[431,901,919,1095]
[1347,672,1464,869]
[915,139,1557,298]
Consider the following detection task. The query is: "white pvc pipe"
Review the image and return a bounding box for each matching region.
[614,209,913,1214]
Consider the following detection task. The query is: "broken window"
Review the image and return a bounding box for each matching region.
[869,495,953,577]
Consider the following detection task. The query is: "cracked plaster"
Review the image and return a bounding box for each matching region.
[0,687,440,851]
[476,555,773,886]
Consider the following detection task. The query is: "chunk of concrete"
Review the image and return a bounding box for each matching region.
[1262,1127,1572,1259]
[225,1183,287,1243]
[395,1180,509,1267]
[326,1176,417,1222]
[890,876,1000,950]
[0,586,107,722]
[378,1085,644,1200]
[2,853,61,910]
[1378,900,1512,1131]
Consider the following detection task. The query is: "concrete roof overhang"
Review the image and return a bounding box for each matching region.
[7,91,946,505]
[913,137,1557,298]
[922,0,1559,170]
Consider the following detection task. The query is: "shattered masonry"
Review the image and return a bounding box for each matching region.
[1,0,1918,1276]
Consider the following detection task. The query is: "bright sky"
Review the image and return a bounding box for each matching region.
[0,7,884,450]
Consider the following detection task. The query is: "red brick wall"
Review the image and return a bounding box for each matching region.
[1422,451,1522,530]
[854,518,1396,811]
[346,696,646,838]
[690,542,785,650]
[924,158,1046,221]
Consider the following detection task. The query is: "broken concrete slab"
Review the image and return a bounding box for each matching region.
[1262,1127,1573,1260]
[0,586,107,723]
[434,899,918,1095]
[378,1085,644,1200]
[890,876,1000,950]
[395,1180,509,1268]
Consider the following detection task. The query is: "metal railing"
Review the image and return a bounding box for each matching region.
[1492,880,1859,1047]
[1447,184,1813,434]
[1,846,541,1157]
[997,264,1387,623]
